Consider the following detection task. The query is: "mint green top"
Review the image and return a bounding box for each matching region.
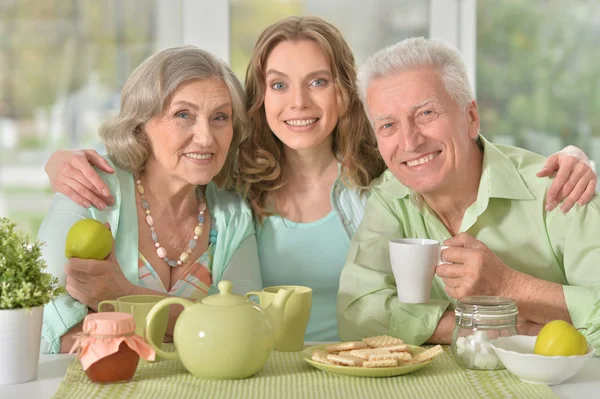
[38,159,261,354]
[257,210,350,342]
[337,137,600,351]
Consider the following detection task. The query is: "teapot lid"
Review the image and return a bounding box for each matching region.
[201,281,250,306]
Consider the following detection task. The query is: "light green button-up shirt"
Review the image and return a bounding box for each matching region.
[337,137,600,350]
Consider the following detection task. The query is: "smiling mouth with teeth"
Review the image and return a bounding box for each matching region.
[285,118,319,127]
[405,151,441,167]
[185,153,212,160]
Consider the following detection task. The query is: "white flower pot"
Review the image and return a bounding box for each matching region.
[0,306,43,385]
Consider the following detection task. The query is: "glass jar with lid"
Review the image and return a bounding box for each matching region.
[70,312,156,383]
[451,296,518,370]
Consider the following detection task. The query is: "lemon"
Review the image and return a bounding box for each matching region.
[534,320,588,356]
[65,219,113,260]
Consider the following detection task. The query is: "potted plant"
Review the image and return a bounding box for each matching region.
[0,217,63,385]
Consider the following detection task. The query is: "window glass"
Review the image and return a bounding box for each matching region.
[230,0,429,80]
[477,0,600,174]
[0,0,181,237]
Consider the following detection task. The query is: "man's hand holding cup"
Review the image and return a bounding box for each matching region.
[436,233,520,300]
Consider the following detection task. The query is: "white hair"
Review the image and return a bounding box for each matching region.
[357,37,474,112]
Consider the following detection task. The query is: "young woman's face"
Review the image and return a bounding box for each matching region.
[263,39,342,153]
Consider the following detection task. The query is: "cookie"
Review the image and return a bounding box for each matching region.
[411,345,443,364]
[369,351,412,363]
[363,359,398,368]
[349,348,391,360]
[327,354,363,367]
[326,341,367,352]
[311,349,334,365]
[338,350,363,359]
[376,344,408,352]
[362,335,405,348]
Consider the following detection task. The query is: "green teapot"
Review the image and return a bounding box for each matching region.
[145,280,292,380]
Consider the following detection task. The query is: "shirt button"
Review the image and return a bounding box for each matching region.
[343,219,351,226]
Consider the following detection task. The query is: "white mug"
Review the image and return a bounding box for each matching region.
[389,238,450,303]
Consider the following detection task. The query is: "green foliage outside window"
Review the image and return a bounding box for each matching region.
[477,0,600,152]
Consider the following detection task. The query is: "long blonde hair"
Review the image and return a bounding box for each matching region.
[238,16,385,219]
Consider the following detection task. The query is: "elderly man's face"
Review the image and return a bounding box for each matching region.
[366,67,479,195]
[144,78,233,186]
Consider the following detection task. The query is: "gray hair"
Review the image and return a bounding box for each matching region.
[100,45,246,187]
[357,37,474,113]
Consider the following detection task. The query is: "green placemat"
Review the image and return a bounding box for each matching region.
[52,346,557,399]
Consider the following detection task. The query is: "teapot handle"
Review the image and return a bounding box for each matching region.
[145,297,193,360]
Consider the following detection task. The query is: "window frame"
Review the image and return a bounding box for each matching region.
[429,0,476,94]
[180,0,473,76]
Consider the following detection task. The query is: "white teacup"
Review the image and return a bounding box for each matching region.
[389,238,450,303]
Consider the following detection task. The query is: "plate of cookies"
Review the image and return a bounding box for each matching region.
[303,335,443,378]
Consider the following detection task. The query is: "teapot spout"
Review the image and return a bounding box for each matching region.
[264,288,293,342]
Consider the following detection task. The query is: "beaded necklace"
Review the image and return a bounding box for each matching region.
[136,179,206,267]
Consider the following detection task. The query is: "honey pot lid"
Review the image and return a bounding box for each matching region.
[83,312,136,336]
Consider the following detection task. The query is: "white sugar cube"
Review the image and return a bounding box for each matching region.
[464,352,475,368]
[473,352,489,369]
[479,340,491,350]
[466,340,479,353]
[455,329,503,370]
[473,330,488,343]
[480,345,491,355]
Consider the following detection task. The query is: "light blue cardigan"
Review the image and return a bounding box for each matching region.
[38,159,262,354]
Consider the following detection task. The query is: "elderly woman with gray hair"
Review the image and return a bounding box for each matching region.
[37,46,262,354]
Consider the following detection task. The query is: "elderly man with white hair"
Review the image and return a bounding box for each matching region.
[337,37,600,350]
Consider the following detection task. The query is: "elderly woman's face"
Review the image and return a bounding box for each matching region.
[143,78,233,185]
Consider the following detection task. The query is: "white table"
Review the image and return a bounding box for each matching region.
[1,354,599,398]
[0,354,75,398]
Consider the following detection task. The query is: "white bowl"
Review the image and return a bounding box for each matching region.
[490,335,594,385]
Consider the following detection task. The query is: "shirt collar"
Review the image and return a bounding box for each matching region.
[379,135,535,202]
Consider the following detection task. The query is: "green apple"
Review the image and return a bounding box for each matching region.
[65,218,113,260]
